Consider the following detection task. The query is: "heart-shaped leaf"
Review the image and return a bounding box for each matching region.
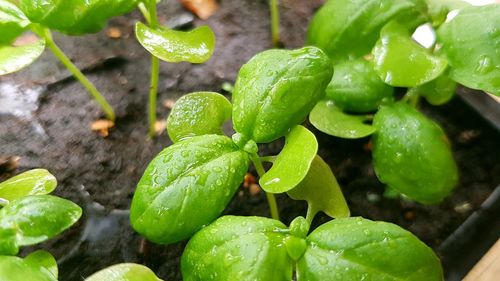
[310,100,376,139]
[437,4,500,96]
[0,255,57,281]
[0,0,30,44]
[260,125,318,193]
[297,217,443,281]
[0,169,57,202]
[85,263,162,281]
[288,155,350,219]
[135,22,215,63]
[24,250,58,279]
[167,92,232,143]
[372,21,448,87]
[182,216,293,281]
[0,38,45,75]
[130,135,249,244]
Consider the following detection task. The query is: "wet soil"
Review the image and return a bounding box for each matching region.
[0,1,499,280]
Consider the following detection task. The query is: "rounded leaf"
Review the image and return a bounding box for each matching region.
[410,74,457,105]
[0,0,30,44]
[0,255,57,281]
[372,21,448,87]
[0,195,82,246]
[232,46,333,143]
[0,38,45,75]
[85,263,162,281]
[437,4,500,96]
[182,216,293,281]
[325,59,394,113]
[167,92,232,143]
[130,135,249,244]
[297,217,443,281]
[310,101,376,139]
[0,169,57,202]
[372,103,458,204]
[135,22,215,63]
[259,125,318,193]
[18,0,140,35]
[24,250,58,278]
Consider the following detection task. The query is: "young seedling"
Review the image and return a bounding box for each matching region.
[0,0,143,121]
[306,0,499,204]
[135,0,216,137]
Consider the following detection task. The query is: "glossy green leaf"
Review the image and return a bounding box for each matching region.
[0,255,57,281]
[18,0,140,35]
[232,46,333,143]
[0,228,17,255]
[130,135,249,244]
[437,5,500,96]
[167,92,232,143]
[182,216,293,281]
[86,263,162,281]
[372,21,448,87]
[325,58,394,113]
[260,125,318,193]
[425,0,470,26]
[372,103,458,204]
[297,217,443,281]
[0,169,57,202]
[310,100,376,139]
[0,0,29,44]
[288,155,350,219]
[24,250,58,278]
[0,195,82,246]
[0,38,45,75]
[135,22,215,63]
[307,0,421,61]
[410,74,457,105]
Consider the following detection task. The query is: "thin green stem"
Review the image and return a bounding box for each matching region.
[145,0,161,137]
[402,88,421,108]
[269,0,280,47]
[42,29,115,121]
[260,155,277,163]
[251,155,280,221]
[305,204,317,226]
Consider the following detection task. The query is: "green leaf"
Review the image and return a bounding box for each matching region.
[425,0,470,26]
[0,38,45,75]
[0,0,29,44]
[0,255,57,281]
[0,169,57,202]
[372,103,458,204]
[410,73,457,105]
[18,0,140,35]
[0,228,18,255]
[437,5,500,96]
[259,125,318,193]
[86,263,162,281]
[297,217,443,281]
[181,216,293,281]
[232,46,333,143]
[325,59,394,113]
[24,250,58,279]
[372,21,448,87]
[307,0,422,62]
[288,155,350,219]
[130,135,249,244]
[167,92,232,143]
[135,22,215,63]
[309,100,376,139]
[0,195,82,246]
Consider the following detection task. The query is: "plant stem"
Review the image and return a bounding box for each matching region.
[305,204,316,226]
[251,155,280,221]
[145,0,161,137]
[269,0,280,47]
[42,29,115,121]
[402,88,421,108]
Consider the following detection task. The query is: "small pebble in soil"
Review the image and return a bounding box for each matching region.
[366,192,381,203]
[163,99,176,110]
[249,183,261,197]
[454,202,473,214]
[106,27,122,39]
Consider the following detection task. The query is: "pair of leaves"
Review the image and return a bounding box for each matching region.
[0,250,57,281]
[182,216,443,281]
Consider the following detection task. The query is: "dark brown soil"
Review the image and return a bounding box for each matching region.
[0,1,499,280]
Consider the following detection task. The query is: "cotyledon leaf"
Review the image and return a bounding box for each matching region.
[24,250,58,279]
[181,216,293,281]
[260,125,318,193]
[409,73,457,105]
[167,92,232,143]
[297,217,443,281]
[135,22,215,63]
[130,135,249,244]
[85,263,162,281]
[309,100,376,139]
[288,155,350,219]
[0,38,45,75]
[0,0,30,44]
[0,255,57,281]
[0,169,57,202]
